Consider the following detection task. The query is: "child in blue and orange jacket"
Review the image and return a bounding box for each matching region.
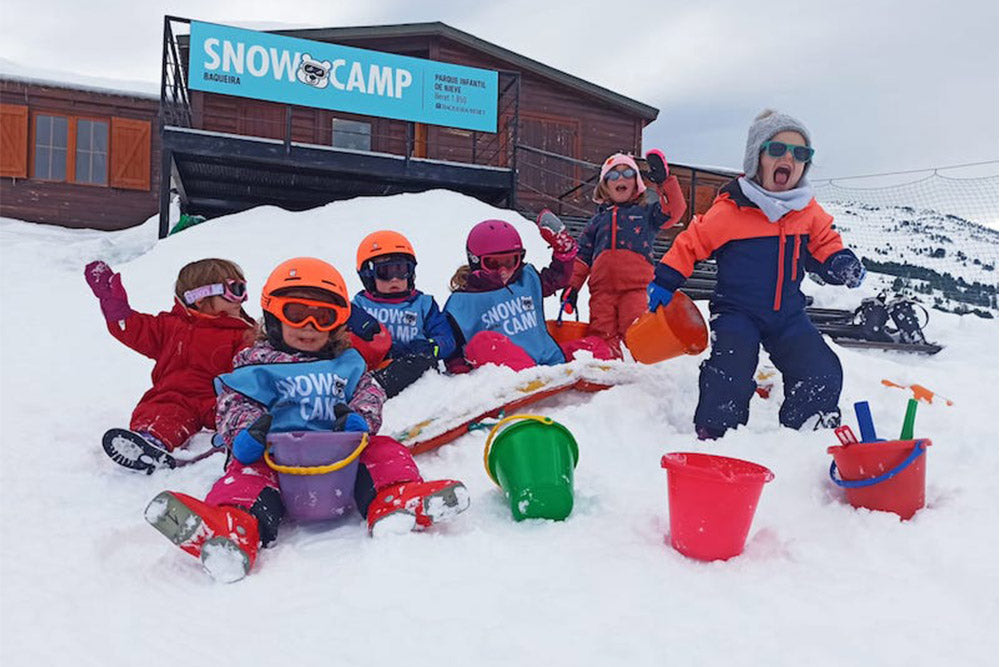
[562,151,687,355]
[352,230,456,397]
[648,110,866,439]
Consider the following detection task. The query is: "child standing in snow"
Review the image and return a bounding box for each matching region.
[443,218,612,372]
[561,151,687,356]
[648,110,866,438]
[145,257,469,582]
[351,230,456,397]
[84,258,255,472]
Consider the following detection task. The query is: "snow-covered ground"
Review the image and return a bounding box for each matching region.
[1,190,997,666]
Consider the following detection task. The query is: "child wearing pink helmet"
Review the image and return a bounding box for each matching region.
[562,150,687,356]
[443,218,613,372]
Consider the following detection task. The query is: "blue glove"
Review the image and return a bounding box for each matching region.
[331,403,370,433]
[232,414,272,464]
[828,253,866,288]
[647,281,675,312]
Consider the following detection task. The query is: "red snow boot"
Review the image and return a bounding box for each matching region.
[145,491,259,583]
[367,480,470,537]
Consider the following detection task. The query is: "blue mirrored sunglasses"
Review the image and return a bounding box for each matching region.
[762,141,814,163]
[604,168,637,182]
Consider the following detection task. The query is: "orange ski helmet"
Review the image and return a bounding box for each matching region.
[261,257,351,331]
[356,230,417,294]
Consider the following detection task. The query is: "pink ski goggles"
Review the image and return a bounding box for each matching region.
[183,279,248,306]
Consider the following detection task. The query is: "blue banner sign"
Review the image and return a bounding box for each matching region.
[187,21,498,133]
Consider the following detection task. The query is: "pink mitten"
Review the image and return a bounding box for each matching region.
[535,209,577,259]
[84,261,132,322]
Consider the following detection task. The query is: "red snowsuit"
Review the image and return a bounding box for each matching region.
[570,177,687,353]
[107,301,254,450]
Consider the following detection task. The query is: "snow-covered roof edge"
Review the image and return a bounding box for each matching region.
[0,58,159,101]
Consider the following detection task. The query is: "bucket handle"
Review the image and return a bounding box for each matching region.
[483,414,553,486]
[829,439,926,489]
[264,433,369,476]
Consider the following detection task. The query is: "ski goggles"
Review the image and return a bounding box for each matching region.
[761,141,815,163]
[604,168,637,182]
[183,279,248,306]
[373,258,415,281]
[266,295,349,331]
[481,250,524,272]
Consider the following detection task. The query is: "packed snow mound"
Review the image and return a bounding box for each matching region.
[0,190,996,666]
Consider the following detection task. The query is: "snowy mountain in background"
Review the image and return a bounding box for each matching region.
[824,201,999,317]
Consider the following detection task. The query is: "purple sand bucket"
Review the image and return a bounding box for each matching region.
[264,431,368,522]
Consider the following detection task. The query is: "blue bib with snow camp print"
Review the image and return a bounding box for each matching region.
[444,264,564,366]
[214,349,366,432]
[352,292,433,347]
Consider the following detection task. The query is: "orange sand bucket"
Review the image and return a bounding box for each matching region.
[546,319,590,344]
[624,292,708,364]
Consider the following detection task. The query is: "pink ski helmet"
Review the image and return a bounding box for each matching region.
[466,219,524,270]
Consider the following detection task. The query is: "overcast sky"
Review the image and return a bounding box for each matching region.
[3,0,997,180]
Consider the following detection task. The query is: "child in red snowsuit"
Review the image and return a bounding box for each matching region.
[563,151,687,356]
[144,257,469,583]
[85,258,255,472]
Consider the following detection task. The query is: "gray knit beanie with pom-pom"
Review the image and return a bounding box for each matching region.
[743,109,812,180]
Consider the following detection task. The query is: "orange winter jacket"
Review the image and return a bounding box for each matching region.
[656,180,846,314]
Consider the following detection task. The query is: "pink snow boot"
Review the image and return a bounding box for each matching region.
[145,491,260,583]
[367,480,470,537]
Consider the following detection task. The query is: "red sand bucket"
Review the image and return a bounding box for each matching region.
[660,452,774,561]
[624,292,708,364]
[828,439,931,520]
[265,431,368,522]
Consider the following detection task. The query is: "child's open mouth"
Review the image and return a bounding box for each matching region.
[614,183,629,193]
[773,165,792,187]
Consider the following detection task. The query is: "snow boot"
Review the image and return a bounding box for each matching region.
[103,428,176,474]
[886,297,928,344]
[145,491,259,583]
[366,480,470,538]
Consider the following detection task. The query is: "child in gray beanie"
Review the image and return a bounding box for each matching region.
[645,109,866,439]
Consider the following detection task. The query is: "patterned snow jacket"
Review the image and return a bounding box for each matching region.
[656,179,857,315]
[215,340,386,448]
[572,177,686,292]
[107,300,254,414]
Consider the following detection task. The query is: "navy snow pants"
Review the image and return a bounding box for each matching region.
[694,308,842,433]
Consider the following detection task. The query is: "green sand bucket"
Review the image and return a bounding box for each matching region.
[484,415,580,521]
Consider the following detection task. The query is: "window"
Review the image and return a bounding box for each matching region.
[34,114,68,181]
[21,113,148,189]
[75,119,108,185]
[331,119,371,151]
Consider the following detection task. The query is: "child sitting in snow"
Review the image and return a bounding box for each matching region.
[144,257,469,582]
[85,258,255,472]
[443,217,613,372]
[648,109,866,439]
[351,230,456,397]
[562,151,687,356]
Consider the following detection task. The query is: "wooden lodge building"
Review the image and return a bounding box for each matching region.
[0,18,736,243]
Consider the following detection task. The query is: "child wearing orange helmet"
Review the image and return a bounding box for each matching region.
[352,230,456,397]
[144,257,469,582]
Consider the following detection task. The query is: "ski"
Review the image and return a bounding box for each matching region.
[828,337,943,354]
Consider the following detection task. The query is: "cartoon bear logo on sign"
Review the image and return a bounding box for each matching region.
[297,54,331,89]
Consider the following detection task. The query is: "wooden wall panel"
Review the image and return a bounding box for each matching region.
[0,80,160,230]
